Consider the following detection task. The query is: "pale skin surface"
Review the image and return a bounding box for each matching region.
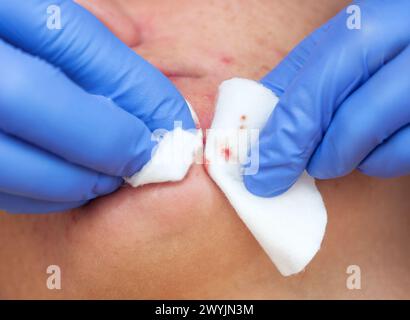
[0,0,409,299]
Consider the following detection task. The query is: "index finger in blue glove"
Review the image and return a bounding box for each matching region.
[358,125,410,178]
[0,192,87,214]
[307,45,410,178]
[260,17,335,97]
[0,40,155,177]
[0,131,122,203]
[244,0,410,197]
[0,0,195,131]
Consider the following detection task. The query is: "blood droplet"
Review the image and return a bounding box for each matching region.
[221,147,231,161]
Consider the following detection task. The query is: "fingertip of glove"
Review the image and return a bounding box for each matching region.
[243,172,292,198]
[307,156,351,180]
[93,174,123,197]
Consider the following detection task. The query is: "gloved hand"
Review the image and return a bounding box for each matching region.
[244,0,410,197]
[0,0,195,213]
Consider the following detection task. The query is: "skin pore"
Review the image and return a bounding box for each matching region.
[0,0,409,299]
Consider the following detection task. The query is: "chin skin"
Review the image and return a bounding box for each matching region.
[4,165,277,299]
[63,165,257,299]
[1,0,409,299]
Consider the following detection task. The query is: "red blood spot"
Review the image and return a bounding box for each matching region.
[221,147,231,161]
[221,56,234,65]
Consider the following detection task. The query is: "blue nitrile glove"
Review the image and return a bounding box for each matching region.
[0,0,195,213]
[244,0,410,197]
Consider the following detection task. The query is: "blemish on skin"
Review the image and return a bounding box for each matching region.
[221,55,235,65]
[70,210,81,224]
[240,114,247,121]
[260,65,271,73]
[204,93,215,102]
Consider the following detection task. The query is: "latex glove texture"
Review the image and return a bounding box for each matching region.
[0,0,194,213]
[244,0,410,197]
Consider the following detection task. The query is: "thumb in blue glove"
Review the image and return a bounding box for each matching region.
[244,0,410,197]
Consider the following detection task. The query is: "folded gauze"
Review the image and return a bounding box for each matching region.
[205,78,327,276]
[125,78,327,276]
[125,103,203,188]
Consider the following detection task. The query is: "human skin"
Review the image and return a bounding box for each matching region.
[0,0,409,299]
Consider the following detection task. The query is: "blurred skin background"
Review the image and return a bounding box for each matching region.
[0,0,409,299]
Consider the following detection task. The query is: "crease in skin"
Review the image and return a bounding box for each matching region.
[75,0,142,47]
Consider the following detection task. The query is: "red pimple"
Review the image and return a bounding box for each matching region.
[221,56,234,65]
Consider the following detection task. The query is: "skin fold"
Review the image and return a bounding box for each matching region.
[0,0,409,299]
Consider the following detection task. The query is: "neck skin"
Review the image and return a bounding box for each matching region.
[0,0,409,299]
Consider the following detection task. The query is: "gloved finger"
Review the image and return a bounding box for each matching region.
[75,0,142,46]
[0,39,155,177]
[308,45,410,178]
[261,17,335,96]
[0,0,195,131]
[0,131,122,202]
[358,125,410,178]
[245,4,410,197]
[0,192,87,214]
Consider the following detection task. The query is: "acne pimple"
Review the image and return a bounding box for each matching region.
[221,56,235,65]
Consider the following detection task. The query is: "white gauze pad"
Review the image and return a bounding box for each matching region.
[205,78,327,276]
[125,105,203,188]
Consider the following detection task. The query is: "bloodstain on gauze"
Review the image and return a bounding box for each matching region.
[204,78,327,276]
[221,147,231,161]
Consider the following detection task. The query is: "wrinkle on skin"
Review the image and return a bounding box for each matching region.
[0,0,409,299]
